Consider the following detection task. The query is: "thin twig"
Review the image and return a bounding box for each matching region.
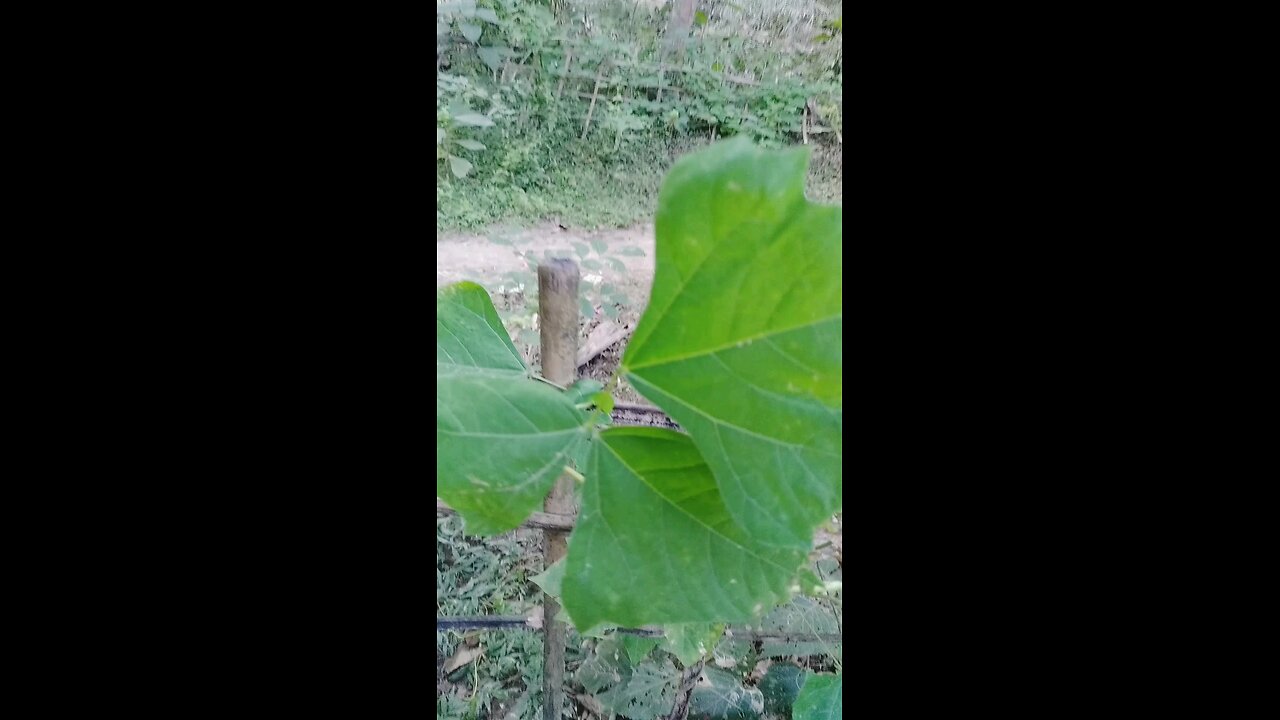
[664,658,705,720]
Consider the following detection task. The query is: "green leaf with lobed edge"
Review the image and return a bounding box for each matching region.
[561,427,803,630]
[621,137,842,550]
[436,283,590,535]
[690,667,764,720]
[793,673,841,720]
[596,658,679,720]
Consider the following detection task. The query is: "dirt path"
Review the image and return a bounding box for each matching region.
[436,221,656,299]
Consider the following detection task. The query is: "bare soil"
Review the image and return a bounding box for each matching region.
[436,220,655,293]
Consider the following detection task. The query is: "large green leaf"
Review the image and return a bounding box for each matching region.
[437,282,522,372]
[689,667,764,720]
[561,428,803,629]
[793,673,841,720]
[621,137,842,550]
[595,658,678,720]
[436,283,590,535]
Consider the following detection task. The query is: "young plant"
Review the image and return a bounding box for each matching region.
[437,137,842,707]
[437,101,495,179]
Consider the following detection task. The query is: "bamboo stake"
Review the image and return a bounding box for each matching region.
[537,259,579,720]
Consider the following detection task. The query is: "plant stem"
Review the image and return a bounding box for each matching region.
[530,374,567,391]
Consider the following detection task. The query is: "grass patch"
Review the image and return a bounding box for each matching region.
[437,137,841,232]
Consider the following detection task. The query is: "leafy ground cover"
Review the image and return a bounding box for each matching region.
[437,513,842,720]
[437,0,842,232]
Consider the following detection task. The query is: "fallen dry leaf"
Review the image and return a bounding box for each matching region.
[443,643,485,674]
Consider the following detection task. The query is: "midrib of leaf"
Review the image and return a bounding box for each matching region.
[600,440,795,575]
[498,444,578,492]
[759,235,837,329]
[490,387,542,431]
[449,442,579,497]
[623,314,841,372]
[623,376,841,457]
[437,323,478,365]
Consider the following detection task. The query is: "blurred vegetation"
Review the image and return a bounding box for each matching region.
[437,0,843,231]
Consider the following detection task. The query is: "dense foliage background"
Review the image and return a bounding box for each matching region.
[437,0,843,230]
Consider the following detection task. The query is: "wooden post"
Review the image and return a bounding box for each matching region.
[537,259,579,720]
[581,63,607,140]
[556,49,573,98]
